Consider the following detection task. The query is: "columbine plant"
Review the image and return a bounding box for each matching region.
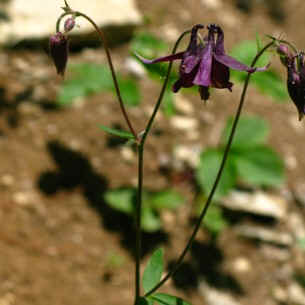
[49,1,302,304]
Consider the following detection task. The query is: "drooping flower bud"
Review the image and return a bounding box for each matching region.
[276,44,293,67]
[49,32,69,76]
[64,17,75,33]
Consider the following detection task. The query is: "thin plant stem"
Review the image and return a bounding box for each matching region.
[133,30,191,305]
[56,11,138,141]
[144,40,275,298]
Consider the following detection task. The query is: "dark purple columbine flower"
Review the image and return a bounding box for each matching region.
[49,32,69,76]
[286,52,305,121]
[137,24,267,101]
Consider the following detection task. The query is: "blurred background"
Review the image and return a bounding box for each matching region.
[0,0,305,305]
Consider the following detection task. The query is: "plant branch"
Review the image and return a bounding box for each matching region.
[56,11,138,141]
[144,40,275,298]
[133,30,191,305]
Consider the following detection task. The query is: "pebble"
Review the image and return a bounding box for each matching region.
[170,116,198,130]
[173,144,201,168]
[0,293,15,305]
[287,282,305,305]
[221,190,287,219]
[199,281,241,305]
[235,224,293,247]
[261,244,291,261]
[0,174,15,187]
[174,93,194,115]
[201,0,222,9]
[231,257,251,273]
[124,57,146,78]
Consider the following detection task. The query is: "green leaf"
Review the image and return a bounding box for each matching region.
[221,116,269,149]
[203,204,227,235]
[142,248,164,294]
[104,188,135,214]
[116,77,141,107]
[151,293,192,305]
[251,70,289,101]
[57,63,140,107]
[196,148,237,199]
[230,40,288,101]
[141,205,162,232]
[99,125,135,139]
[230,40,269,68]
[162,89,176,117]
[150,190,184,210]
[234,145,285,187]
[130,32,169,59]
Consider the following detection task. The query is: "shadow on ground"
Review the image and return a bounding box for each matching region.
[38,140,167,257]
[168,240,244,295]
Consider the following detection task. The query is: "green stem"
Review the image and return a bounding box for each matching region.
[133,30,191,305]
[56,11,138,141]
[144,40,275,298]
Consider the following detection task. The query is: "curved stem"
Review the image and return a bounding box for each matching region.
[56,11,138,141]
[141,30,190,144]
[144,40,275,298]
[133,30,191,305]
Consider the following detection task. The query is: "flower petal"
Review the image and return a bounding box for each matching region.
[211,58,233,90]
[134,51,184,64]
[193,34,214,86]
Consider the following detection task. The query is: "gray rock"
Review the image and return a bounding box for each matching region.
[235,224,293,247]
[0,0,142,45]
[199,281,242,305]
[221,190,287,219]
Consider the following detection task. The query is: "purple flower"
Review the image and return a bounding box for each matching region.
[286,52,305,121]
[137,24,267,101]
[49,32,69,76]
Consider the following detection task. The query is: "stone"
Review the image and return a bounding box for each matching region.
[124,57,146,78]
[0,0,142,45]
[221,190,287,219]
[173,144,201,168]
[174,93,194,115]
[235,224,293,247]
[287,283,305,305]
[231,257,251,273]
[170,116,198,130]
[199,281,241,305]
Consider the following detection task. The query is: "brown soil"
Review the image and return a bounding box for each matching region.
[1,1,305,305]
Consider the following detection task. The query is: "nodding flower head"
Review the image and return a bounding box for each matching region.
[64,17,75,33]
[49,32,69,76]
[286,52,305,121]
[136,24,268,101]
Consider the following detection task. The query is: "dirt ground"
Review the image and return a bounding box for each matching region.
[1,1,305,305]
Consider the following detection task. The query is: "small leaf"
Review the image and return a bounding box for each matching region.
[104,188,135,214]
[141,206,161,232]
[230,40,288,101]
[151,293,192,305]
[142,248,164,294]
[150,190,184,210]
[221,116,269,149]
[130,32,169,59]
[196,148,237,199]
[99,125,135,139]
[117,78,141,107]
[234,146,285,187]
[203,204,227,235]
[162,89,176,117]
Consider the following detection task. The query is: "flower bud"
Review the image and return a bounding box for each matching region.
[49,32,69,76]
[277,44,289,56]
[277,44,293,67]
[64,17,75,33]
